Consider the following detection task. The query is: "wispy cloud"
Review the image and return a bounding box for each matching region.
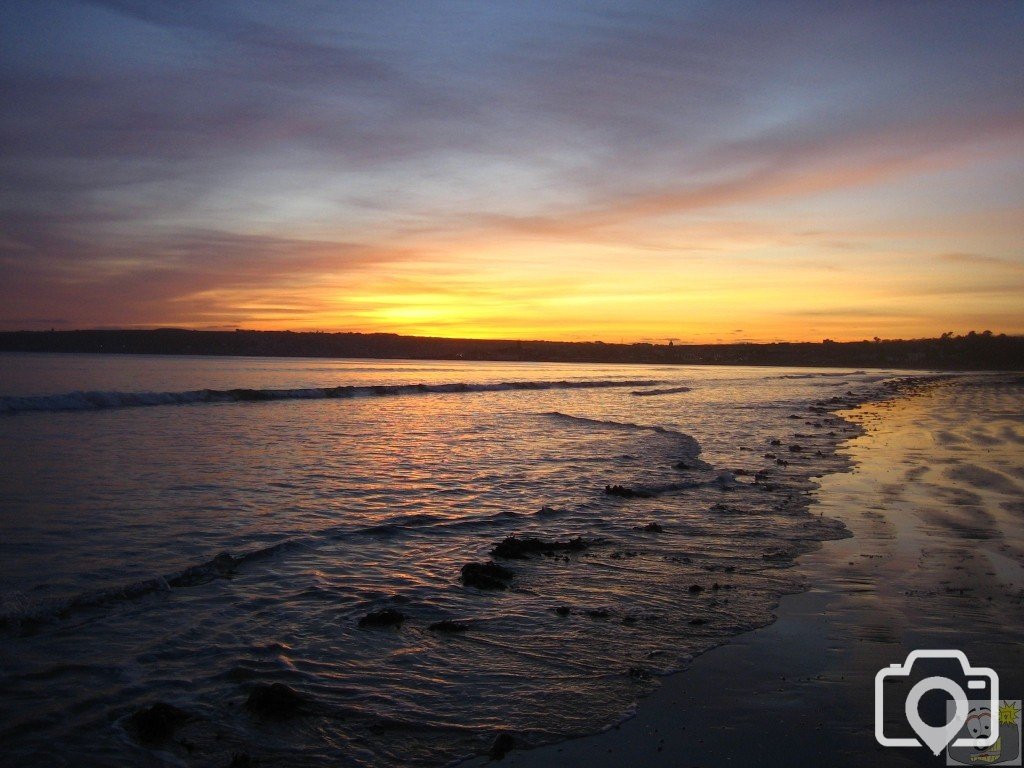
[938,252,1024,271]
[1,1,1021,339]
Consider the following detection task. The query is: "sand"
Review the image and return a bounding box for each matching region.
[460,375,1024,767]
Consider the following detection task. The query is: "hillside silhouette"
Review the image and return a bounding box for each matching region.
[1,329,1021,371]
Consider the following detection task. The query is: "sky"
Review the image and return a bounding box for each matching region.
[1,1,1022,343]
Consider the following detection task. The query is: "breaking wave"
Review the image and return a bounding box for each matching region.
[0,541,299,631]
[631,385,693,396]
[0,379,663,415]
[540,411,707,464]
[771,371,866,379]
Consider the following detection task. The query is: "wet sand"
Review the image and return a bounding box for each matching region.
[461,375,1024,767]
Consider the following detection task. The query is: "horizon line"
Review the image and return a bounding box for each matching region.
[2,327,1019,348]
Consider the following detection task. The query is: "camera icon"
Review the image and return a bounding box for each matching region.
[875,650,1000,755]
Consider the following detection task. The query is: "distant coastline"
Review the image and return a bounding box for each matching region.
[0,328,1021,371]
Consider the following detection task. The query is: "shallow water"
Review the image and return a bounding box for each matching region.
[0,354,917,766]
[457,373,1024,768]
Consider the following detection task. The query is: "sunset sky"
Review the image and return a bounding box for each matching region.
[2,1,1022,343]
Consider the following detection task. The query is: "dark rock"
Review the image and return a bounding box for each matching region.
[673,460,692,470]
[491,535,589,560]
[628,666,652,680]
[634,522,664,533]
[621,615,638,625]
[461,561,515,589]
[587,608,611,618]
[428,619,469,633]
[776,458,789,466]
[245,683,307,719]
[228,754,255,768]
[358,608,405,628]
[764,452,777,459]
[789,444,803,452]
[489,732,515,760]
[689,618,709,625]
[605,484,653,499]
[688,584,704,593]
[553,606,571,616]
[769,438,782,446]
[126,702,192,743]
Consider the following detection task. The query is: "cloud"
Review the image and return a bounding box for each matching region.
[0,317,71,327]
[0,216,413,327]
[938,252,1024,271]
[787,308,923,319]
[1,2,1022,338]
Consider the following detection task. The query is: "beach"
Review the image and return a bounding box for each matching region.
[4,3,1023,764]
[1,359,1021,767]
[462,375,1024,767]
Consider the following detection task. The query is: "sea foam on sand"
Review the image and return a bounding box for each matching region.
[459,374,1024,767]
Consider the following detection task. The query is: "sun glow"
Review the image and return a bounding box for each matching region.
[6,4,1020,341]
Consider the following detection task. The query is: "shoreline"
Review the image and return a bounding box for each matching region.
[459,375,1024,767]
[3,370,1020,766]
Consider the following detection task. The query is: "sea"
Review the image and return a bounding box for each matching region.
[0,353,930,766]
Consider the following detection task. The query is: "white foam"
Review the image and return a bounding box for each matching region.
[0,379,664,414]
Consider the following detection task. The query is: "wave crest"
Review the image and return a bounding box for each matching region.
[541,411,707,464]
[631,386,693,396]
[0,379,663,414]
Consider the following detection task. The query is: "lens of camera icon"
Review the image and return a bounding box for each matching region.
[875,650,1000,755]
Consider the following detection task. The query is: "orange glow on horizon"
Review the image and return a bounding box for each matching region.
[3,5,1022,341]
[159,233,1024,344]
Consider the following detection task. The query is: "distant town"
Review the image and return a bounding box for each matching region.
[1,329,1021,371]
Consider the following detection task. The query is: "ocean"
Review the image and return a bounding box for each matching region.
[0,354,924,766]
